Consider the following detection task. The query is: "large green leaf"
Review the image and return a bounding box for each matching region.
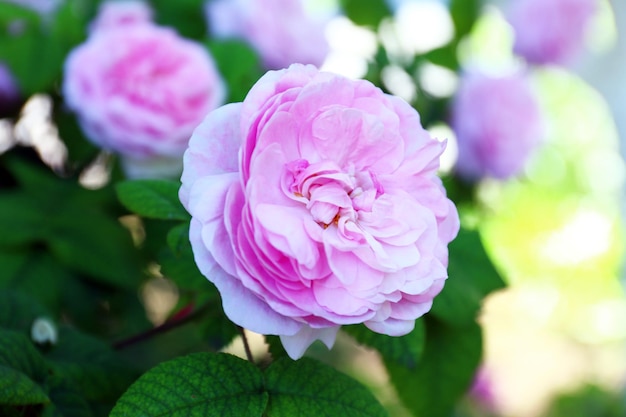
[110,353,388,417]
[46,205,144,290]
[343,320,425,369]
[0,364,49,406]
[431,228,505,325]
[1,156,145,290]
[110,352,268,417]
[264,357,388,417]
[387,318,482,417]
[116,180,189,221]
[0,330,50,405]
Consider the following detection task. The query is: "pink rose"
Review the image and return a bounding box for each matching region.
[506,0,597,66]
[180,64,459,359]
[205,0,329,70]
[63,2,225,178]
[89,0,153,33]
[451,71,544,180]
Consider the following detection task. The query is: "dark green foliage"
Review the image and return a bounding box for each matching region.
[387,318,483,417]
[340,0,391,28]
[344,320,425,369]
[432,228,506,325]
[0,1,89,96]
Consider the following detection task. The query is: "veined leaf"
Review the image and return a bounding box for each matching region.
[110,352,268,417]
[110,353,388,417]
[116,180,189,221]
[264,357,388,417]
[0,330,50,405]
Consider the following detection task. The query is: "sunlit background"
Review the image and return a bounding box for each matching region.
[317,0,626,415]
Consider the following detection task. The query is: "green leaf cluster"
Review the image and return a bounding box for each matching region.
[0,291,138,416]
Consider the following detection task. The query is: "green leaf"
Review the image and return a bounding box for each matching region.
[116,180,189,221]
[111,353,387,417]
[0,330,50,405]
[0,364,49,406]
[387,318,482,417]
[0,193,47,246]
[0,1,87,94]
[0,290,51,335]
[151,0,207,39]
[47,205,144,290]
[46,327,139,403]
[41,375,94,417]
[0,251,72,315]
[343,320,425,369]
[207,39,263,103]
[450,0,481,40]
[264,335,289,361]
[431,228,505,325]
[159,224,207,291]
[265,357,388,417]
[110,352,268,417]
[340,0,391,28]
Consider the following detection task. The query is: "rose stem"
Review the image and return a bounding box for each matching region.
[238,326,254,362]
[112,304,210,350]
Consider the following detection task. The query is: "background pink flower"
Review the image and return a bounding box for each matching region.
[506,0,598,66]
[180,64,459,359]
[89,0,153,33]
[451,71,545,181]
[0,62,19,114]
[205,0,330,70]
[63,1,225,178]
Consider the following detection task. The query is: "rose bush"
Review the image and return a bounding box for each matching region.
[180,64,459,359]
[205,0,329,70]
[63,1,225,178]
[506,0,598,66]
[451,71,545,181]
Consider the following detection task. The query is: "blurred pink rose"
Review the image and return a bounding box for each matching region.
[451,72,544,180]
[180,64,459,359]
[89,0,153,33]
[468,367,498,412]
[506,0,597,66]
[205,0,329,69]
[0,62,20,114]
[63,2,225,178]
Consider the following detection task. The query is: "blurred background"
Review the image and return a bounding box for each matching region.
[1,0,625,416]
[314,1,626,415]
